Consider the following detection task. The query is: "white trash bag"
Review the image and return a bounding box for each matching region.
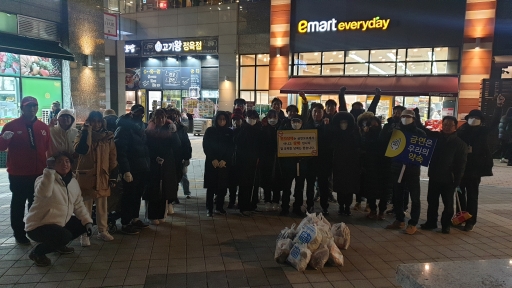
[287,243,311,272]
[308,243,329,270]
[297,212,317,231]
[274,238,293,263]
[276,223,295,243]
[295,223,323,252]
[331,222,350,250]
[327,239,344,266]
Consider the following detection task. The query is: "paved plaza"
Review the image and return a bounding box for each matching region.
[0,137,510,287]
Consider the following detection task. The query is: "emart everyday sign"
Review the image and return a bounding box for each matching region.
[298,16,390,33]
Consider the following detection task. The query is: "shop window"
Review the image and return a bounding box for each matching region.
[369,63,396,75]
[406,48,432,61]
[256,54,269,65]
[370,49,397,62]
[346,50,369,63]
[21,78,62,120]
[432,47,459,61]
[241,55,256,66]
[322,64,344,75]
[404,96,430,122]
[296,65,321,76]
[256,91,269,105]
[322,51,344,64]
[406,62,432,75]
[0,77,19,127]
[239,54,269,104]
[296,52,322,64]
[240,91,254,102]
[256,66,269,90]
[344,63,369,75]
[240,66,255,90]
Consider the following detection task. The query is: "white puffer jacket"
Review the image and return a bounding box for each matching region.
[48,109,78,157]
[25,168,92,232]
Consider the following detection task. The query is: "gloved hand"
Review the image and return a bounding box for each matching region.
[212,159,219,168]
[85,223,93,237]
[299,91,307,103]
[1,131,14,140]
[123,172,133,183]
[183,160,190,167]
[156,157,165,165]
[218,160,226,168]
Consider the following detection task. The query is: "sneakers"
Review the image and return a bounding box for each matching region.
[15,235,31,245]
[167,204,175,215]
[420,222,438,230]
[240,211,251,217]
[272,203,279,211]
[29,251,51,267]
[352,202,361,211]
[464,223,475,231]
[56,246,74,254]
[151,220,160,225]
[206,210,213,217]
[265,202,272,211]
[131,219,149,229]
[367,211,377,219]
[215,208,227,215]
[121,225,140,235]
[405,225,417,235]
[385,207,395,215]
[186,195,192,199]
[97,231,114,241]
[500,158,508,163]
[386,220,405,230]
[80,234,90,247]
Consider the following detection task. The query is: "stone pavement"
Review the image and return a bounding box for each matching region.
[0,138,511,287]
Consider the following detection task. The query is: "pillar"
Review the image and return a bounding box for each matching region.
[269,0,291,108]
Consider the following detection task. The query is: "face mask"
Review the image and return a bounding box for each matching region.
[401,118,414,125]
[291,123,302,130]
[340,123,348,130]
[268,118,278,126]
[247,119,257,126]
[468,118,481,126]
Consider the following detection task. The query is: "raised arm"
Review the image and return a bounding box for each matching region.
[367,88,381,114]
[338,87,348,112]
[34,168,56,198]
[299,92,309,124]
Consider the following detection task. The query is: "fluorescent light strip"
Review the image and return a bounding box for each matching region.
[349,54,387,75]
[387,53,411,74]
[428,52,438,74]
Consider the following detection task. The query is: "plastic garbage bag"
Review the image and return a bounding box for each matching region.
[295,223,323,252]
[317,224,333,246]
[308,244,329,270]
[287,243,311,272]
[297,212,317,231]
[331,222,350,250]
[327,239,344,266]
[274,238,293,263]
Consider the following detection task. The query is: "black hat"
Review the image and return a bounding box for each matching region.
[465,109,485,121]
[131,104,144,114]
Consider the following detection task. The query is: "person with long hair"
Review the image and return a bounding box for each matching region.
[74,111,117,246]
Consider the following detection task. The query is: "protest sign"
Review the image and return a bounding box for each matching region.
[277,129,318,158]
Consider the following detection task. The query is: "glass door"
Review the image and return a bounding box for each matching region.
[148,90,162,115]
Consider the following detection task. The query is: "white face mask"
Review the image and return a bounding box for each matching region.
[247,118,257,126]
[468,118,481,126]
[291,123,302,130]
[268,118,278,126]
[401,118,414,125]
[340,122,348,130]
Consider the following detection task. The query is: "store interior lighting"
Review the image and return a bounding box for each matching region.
[207,55,212,59]
[387,52,410,74]
[348,54,387,75]
[428,52,438,74]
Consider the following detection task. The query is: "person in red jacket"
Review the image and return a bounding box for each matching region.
[0,96,50,245]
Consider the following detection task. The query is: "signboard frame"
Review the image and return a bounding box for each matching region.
[104,13,118,37]
[277,129,319,158]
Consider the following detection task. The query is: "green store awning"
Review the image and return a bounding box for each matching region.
[0,33,74,61]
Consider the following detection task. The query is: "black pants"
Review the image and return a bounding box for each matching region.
[147,199,166,220]
[367,194,388,214]
[281,177,303,212]
[228,185,238,205]
[9,175,38,238]
[306,175,327,209]
[459,175,481,225]
[120,172,147,225]
[393,168,421,226]
[426,181,455,228]
[238,185,254,212]
[206,188,227,212]
[27,216,85,255]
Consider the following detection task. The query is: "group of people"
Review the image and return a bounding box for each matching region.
[204,88,506,237]
[0,97,192,266]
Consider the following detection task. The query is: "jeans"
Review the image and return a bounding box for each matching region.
[180,173,190,195]
[27,216,86,255]
[459,175,481,225]
[84,197,108,233]
[120,172,147,225]
[426,181,455,228]
[206,188,226,212]
[9,175,38,238]
[393,167,421,226]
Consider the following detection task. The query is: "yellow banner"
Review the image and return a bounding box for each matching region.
[385,129,406,158]
[277,129,318,158]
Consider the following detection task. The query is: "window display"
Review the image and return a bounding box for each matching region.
[0,76,19,127]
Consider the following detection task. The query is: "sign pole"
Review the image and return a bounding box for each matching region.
[397,164,406,183]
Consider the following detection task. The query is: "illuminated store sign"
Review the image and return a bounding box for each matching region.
[142,37,218,56]
[125,41,141,57]
[298,17,390,33]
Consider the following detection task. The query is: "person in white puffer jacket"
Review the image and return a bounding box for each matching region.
[25,152,93,267]
[48,109,78,158]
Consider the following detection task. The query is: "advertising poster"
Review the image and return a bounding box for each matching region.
[162,68,181,89]
[180,67,201,89]
[277,129,318,158]
[20,55,62,78]
[385,129,437,167]
[21,78,62,118]
[0,53,20,76]
[140,67,163,89]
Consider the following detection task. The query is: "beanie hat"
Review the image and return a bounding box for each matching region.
[103,109,116,117]
[465,109,485,121]
[401,109,415,118]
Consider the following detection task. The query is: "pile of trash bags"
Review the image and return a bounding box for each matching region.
[274,212,350,271]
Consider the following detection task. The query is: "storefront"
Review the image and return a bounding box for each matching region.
[277,0,467,123]
[124,37,220,118]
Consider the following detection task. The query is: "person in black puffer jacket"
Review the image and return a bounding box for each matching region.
[498,107,512,164]
[457,95,504,231]
[383,109,426,235]
[259,109,282,210]
[202,111,234,217]
[114,104,150,234]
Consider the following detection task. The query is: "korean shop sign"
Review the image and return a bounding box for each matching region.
[277,129,318,158]
[298,16,390,33]
[142,37,218,56]
[124,41,141,57]
[385,129,437,167]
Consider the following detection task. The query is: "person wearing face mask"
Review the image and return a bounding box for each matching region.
[74,111,118,245]
[415,113,467,234]
[358,112,387,220]
[226,108,244,209]
[330,112,361,216]
[48,109,79,159]
[114,104,151,234]
[279,118,309,216]
[260,110,283,211]
[234,110,263,216]
[456,95,504,231]
[203,111,234,217]
[384,109,426,235]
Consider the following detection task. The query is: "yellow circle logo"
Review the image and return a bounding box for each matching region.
[385,129,406,157]
[45,93,50,99]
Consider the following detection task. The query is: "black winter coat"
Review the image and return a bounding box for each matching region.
[360,128,387,199]
[104,115,118,133]
[457,106,502,177]
[498,113,512,141]
[174,123,192,182]
[234,123,263,187]
[144,121,181,201]
[114,114,150,174]
[304,120,333,176]
[259,122,282,188]
[202,122,234,190]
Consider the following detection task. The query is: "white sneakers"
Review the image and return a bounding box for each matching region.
[80,234,90,247]
[167,204,174,215]
[97,231,114,241]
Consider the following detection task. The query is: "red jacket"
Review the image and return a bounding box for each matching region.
[0,117,50,176]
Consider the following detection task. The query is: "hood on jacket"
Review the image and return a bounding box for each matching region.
[357,111,375,127]
[332,112,355,131]
[56,109,76,129]
[213,111,231,128]
[116,113,136,128]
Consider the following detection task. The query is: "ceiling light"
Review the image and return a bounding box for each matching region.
[379,56,382,59]
[413,49,418,52]
[330,59,333,62]
[312,66,315,68]
[314,53,318,56]
[371,51,375,53]
[258,55,261,57]
[355,69,358,72]
[350,67,353,69]
[333,52,336,55]
[350,51,355,54]
[397,56,402,58]
[436,48,441,51]
[207,55,212,59]
[338,55,342,58]
[326,69,330,72]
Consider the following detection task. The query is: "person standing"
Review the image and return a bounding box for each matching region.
[498,107,512,165]
[260,109,282,211]
[48,101,61,123]
[227,108,244,209]
[385,109,426,235]
[48,109,78,157]
[0,96,50,244]
[270,97,287,121]
[203,111,233,217]
[418,115,467,234]
[457,95,504,231]
[103,109,118,133]
[74,111,118,245]
[114,104,150,234]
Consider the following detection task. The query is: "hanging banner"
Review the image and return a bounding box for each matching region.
[385,129,437,167]
[104,13,118,37]
[277,129,318,158]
